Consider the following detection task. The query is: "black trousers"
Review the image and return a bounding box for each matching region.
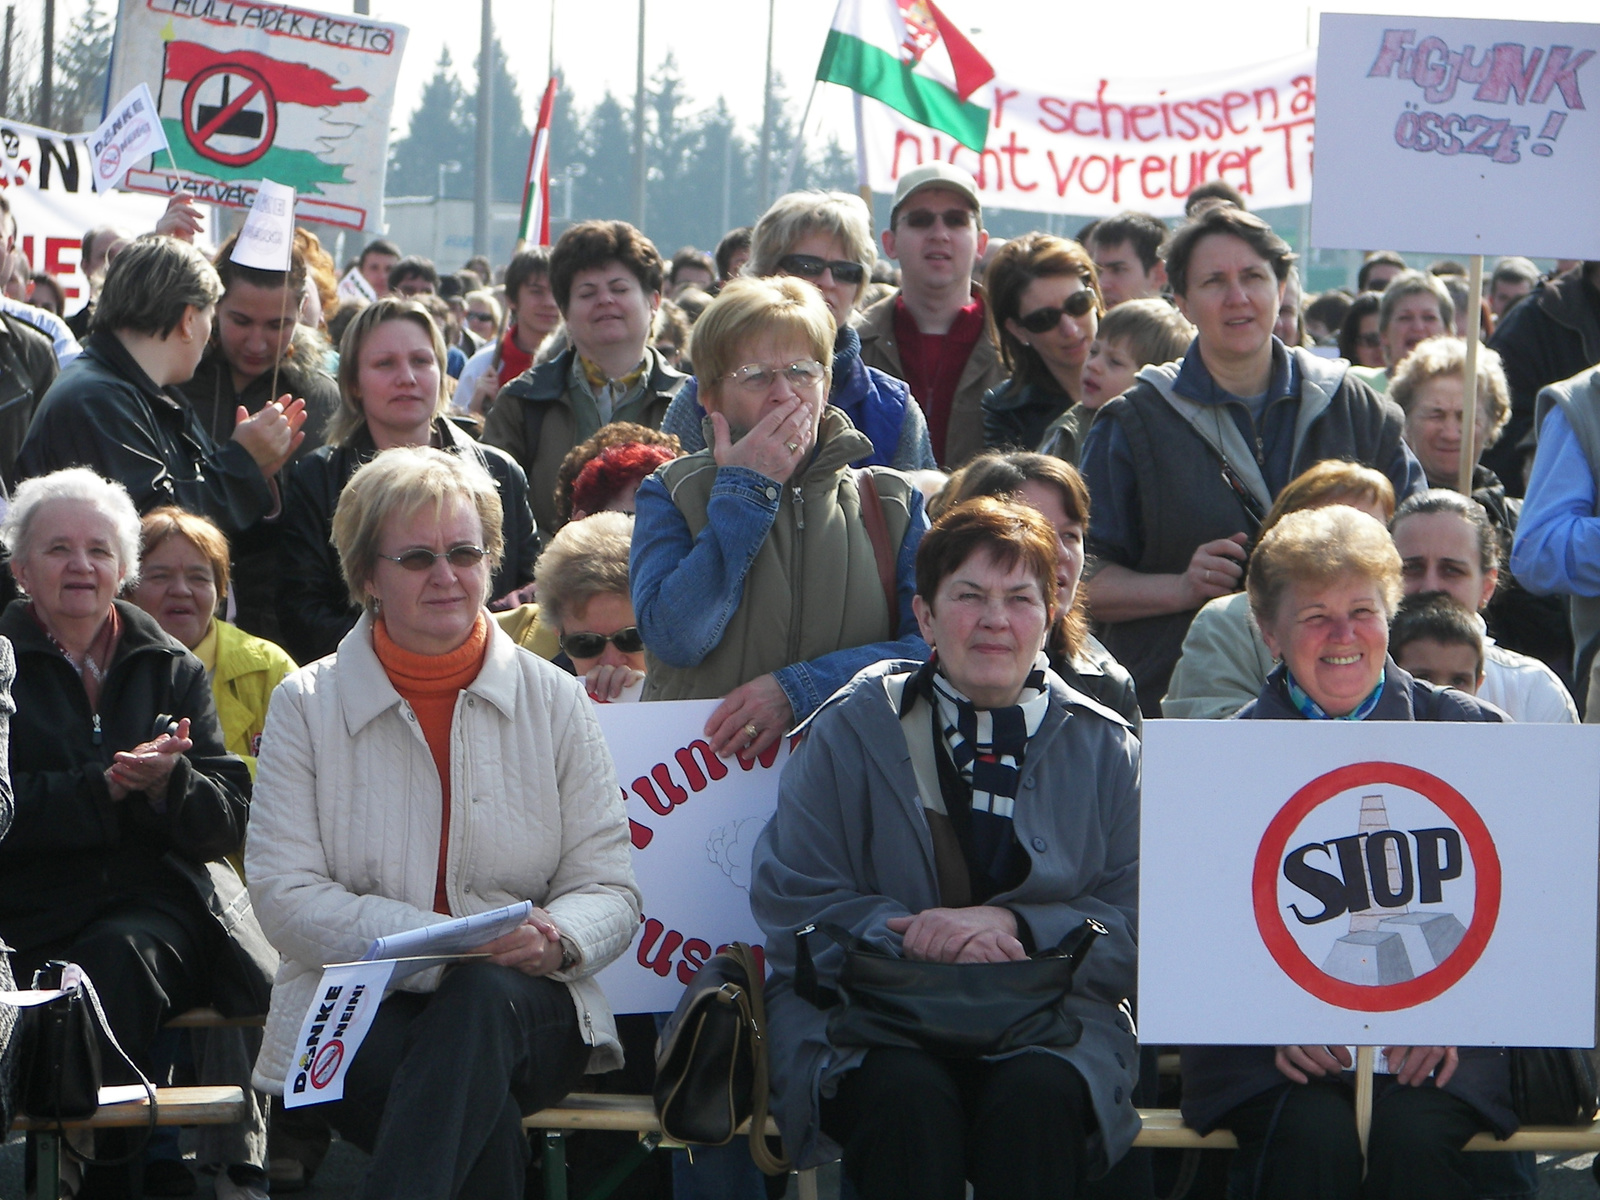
[321,962,590,1200]
[1222,1078,1491,1200]
[13,903,206,1085]
[821,1047,1094,1200]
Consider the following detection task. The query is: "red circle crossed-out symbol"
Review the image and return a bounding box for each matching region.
[1251,761,1501,1012]
[182,63,277,168]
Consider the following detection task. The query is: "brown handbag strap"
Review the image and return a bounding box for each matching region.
[853,468,898,638]
[730,942,792,1175]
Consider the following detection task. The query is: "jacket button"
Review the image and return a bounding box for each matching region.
[1023,777,1036,789]
[467,698,475,708]
[765,486,778,500]
[1031,836,1047,852]
[1114,1087,1124,1104]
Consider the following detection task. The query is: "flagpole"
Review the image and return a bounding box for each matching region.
[853,91,871,216]
[778,78,819,199]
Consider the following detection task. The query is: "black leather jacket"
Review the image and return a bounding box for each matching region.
[275,417,540,665]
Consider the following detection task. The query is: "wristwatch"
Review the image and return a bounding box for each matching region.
[558,940,579,972]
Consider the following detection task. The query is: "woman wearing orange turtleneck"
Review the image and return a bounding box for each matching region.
[245,446,641,1200]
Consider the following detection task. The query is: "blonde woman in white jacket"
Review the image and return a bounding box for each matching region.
[246,446,641,1200]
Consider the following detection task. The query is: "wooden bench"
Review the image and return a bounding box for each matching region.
[16,1086,246,1200]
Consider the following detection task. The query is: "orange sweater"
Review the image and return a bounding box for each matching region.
[373,613,490,914]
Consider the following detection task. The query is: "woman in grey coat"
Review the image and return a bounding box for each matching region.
[750,496,1141,1199]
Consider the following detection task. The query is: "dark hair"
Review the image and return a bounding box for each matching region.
[213,230,309,301]
[1390,488,1500,577]
[1305,290,1353,336]
[983,233,1103,391]
[1357,251,1407,293]
[1163,205,1294,298]
[1429,259,1467,278]
[387,255,438,292]
[28,273,64,315]
[1390,591,1485,678]
[554,422,682,527]
[714,227,753,280]
[1184,180,1247,217]
[916,496,1060,618]
[670,247,715,284]
[504,248,552,303]
[549,220,664,313]
[139,505,232,598]
[93,235,222,338]
[359,238,401,264]
[438,271,479,300]
[1337,292,1382,362]
[1088,211,1168,273]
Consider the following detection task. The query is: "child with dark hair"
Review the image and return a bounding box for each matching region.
[1390,591,1486,695]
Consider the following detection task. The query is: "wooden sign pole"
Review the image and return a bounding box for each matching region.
[1456,254,1486,496]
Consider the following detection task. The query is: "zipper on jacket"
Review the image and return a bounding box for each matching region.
[788,485,806,665]
[91,713,102,746]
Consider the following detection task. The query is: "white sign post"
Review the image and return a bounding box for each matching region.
[1140,721,1600,1049]
[592,700,793,1015]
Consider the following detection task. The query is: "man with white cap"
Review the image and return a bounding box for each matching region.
[857,163,1005,467]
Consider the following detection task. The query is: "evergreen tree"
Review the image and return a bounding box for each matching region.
[52,0,112,130]
[463,37,532,204]
[388,49,471,198]
[575,93,634,223]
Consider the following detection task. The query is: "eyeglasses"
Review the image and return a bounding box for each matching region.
[377,543,487,571]
[467,311,497,323]
[1016,289,1097,334]
[723,359,826,394]
[899,207,974,230]
[560,626,645,658]
[777,254,866,285]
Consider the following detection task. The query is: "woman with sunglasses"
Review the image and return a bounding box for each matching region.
[658,190,935,470]
[533,511,647,701]
[249,446,641,1200]
[981,234,1105,453]
[276,298,539,664]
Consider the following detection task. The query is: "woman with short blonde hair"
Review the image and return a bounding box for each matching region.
[1389,336,1511,489]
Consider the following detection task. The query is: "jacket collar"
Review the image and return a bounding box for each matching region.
[1,597,185,668]
[210,619,283,684]
[1251,657,1417,721]
[1535,267,1600,358]
[496,344,686,407]
[84,329,183,413]
[335,610,522,736]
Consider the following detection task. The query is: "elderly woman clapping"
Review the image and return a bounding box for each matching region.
[1179,505,1516,1200]
[752,498,1141,1198]
[247,447,640,1200]
[0,469,261,1181]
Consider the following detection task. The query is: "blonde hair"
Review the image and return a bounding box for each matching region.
[1389,336,1511,448]
[534,512,634,630]
[1096,298,1194,369]
[329,298,452,447]
[1247,505,1402,631]
[748,190,877,305]
[331,446,505,613]
[690,277,836,403]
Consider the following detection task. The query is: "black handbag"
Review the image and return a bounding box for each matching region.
[1508,1048,1600,1126]
[653,943,790,1175]
[17,962,158,1165]
[793,917,1107,1058]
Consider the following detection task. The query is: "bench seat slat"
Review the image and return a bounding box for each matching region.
[14,1086,246,1130]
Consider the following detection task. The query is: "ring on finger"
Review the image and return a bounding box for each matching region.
[743,721,760,741]
[785,441,799,453]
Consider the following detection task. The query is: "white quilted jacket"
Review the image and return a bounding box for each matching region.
[245,613,642,1093]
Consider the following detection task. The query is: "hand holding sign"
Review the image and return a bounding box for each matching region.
[233,395,307,478]
[155,194,205,243]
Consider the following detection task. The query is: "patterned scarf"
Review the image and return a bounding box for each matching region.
[1285,666,1386,721]
[578,355,649,424]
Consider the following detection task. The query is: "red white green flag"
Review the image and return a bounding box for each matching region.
[817,0,994,151]
[519,77,559,247]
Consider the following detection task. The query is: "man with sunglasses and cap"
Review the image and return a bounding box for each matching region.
[858,163,1008,468]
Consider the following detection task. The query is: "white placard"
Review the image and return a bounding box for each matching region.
[1140,721,1600,1047]
[336,265,377,305]
[1311,14,1600,259]
[90,84,168,194]
[283,959,395,1108]
[592,700,793,1014]
[231,178,296,271]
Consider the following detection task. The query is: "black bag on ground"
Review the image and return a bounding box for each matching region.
[793,917,1107,1058]
[654,943,789,1175]
[1509,1048,1600,1126]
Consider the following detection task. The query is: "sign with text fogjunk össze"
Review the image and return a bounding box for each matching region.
[593,699,792,1014]
[106,0,408,232]
[1139,721,1600,1047]
[1311,14,1600,259]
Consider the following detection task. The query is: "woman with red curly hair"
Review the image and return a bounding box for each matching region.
[570,442,678,521]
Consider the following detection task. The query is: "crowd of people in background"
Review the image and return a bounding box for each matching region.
[0,160,1595,1200]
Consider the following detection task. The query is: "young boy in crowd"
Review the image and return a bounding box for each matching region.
[1039,297,1195,462]
[1390,591,1487,695]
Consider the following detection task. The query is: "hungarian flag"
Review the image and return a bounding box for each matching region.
[817,0,994,151]
[518,76,558,248]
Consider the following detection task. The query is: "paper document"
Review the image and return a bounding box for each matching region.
[363,900,533,964]
[284,959,396,1108]
[0,988,68,1007]
[99,1085,151,1105]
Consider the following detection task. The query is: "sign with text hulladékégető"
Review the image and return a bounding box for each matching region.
[1311,14,1600,259]
[857,50,1316,218]
[1139,721,1600,1047]
[107,0,407,231]
[592,700,793,1014]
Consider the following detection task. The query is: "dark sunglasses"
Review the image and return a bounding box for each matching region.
[378,543,487,571]
[899,207,974,230]
[1358,332,1383,348]
[1017,289,1096,334]
[560,626,645,658]
[778,254,866,285]
[467,310,497,323]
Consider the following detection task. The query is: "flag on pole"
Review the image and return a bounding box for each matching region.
[231,178,296,272]
[817,0,994,151]
[90,83,168,193]
[518,77,559,247]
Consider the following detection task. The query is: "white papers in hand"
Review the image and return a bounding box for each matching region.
[363,900,534,965]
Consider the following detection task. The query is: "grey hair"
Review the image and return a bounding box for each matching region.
[1378,269,1454,333]
[1,468,143,587]
[749,191,876,304]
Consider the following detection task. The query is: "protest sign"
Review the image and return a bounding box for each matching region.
[856,50,1316,217]
[336,265,377,305]
[593,700,792,1014]
[1139,721,1600,1048]
[107,0,408,231]
[0,117,174,312]
[90,84,168,193]
[231,179,296,271]
[283,959,394,1108]
[1312,14,1600,259]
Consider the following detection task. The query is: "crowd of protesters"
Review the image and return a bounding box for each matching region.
[0,160,1593,1200]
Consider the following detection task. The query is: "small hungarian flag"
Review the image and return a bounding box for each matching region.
[518,77,559,248]
[817,0,994,151]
